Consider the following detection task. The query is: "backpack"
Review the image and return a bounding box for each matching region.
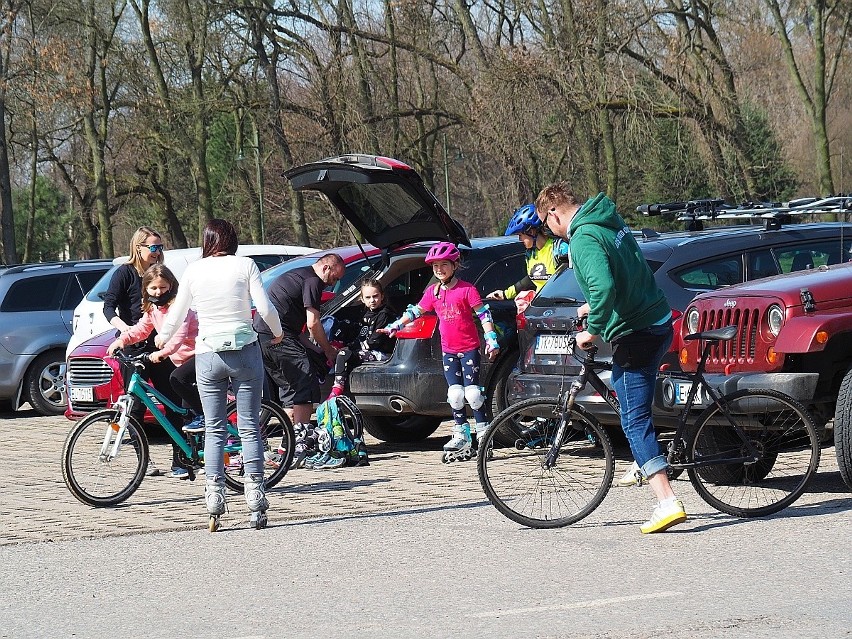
[315,395,369,467]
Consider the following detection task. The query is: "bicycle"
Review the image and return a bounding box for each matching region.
[477,320,821,528]
[61,351,296,508]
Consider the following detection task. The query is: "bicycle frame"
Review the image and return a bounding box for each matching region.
[98,358,239,463]
[549,332,762,471]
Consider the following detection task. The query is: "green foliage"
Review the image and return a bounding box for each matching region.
[11,177,81,263]
[739,103,799,202]
[618,118,712,229]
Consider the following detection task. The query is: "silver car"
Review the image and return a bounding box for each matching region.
[0,260,112,415]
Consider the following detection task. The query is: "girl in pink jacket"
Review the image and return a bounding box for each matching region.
[107,264,200,478]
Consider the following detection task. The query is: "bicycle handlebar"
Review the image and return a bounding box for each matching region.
[110,350,151,368]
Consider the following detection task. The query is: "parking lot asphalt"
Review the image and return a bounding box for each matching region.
[1,407,845,545]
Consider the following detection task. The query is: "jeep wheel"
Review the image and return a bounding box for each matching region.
[25,350,68,416]
[363,414,442,443]
[835,366,852,490]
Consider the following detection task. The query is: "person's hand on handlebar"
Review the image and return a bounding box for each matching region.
[577,302,590,319]
[574,330,598,351]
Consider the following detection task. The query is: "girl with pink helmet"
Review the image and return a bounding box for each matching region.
[380,242,500,462]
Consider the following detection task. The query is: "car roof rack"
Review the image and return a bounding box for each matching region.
[638,195,852,231]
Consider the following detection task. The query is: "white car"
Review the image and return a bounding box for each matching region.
[66,244,312,357]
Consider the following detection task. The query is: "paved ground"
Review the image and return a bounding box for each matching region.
[1,406,847,545]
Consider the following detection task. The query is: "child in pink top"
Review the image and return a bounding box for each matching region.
[381,242,500,462]
[107,264,200,478]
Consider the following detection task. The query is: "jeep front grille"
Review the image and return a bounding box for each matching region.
[698,307,760,363]
[68,357,114,387]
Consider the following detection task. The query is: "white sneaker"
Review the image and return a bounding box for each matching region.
[640,499,687,534]
[617,462,643,487]
[145,461,160,477]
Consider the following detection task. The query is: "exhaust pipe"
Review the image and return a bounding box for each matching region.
[389,396,411,413]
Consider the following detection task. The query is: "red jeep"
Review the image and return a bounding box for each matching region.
[679,251,852,490]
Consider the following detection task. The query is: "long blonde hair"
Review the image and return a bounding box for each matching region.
[126,226,164,275]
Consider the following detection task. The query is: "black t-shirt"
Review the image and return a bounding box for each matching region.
[103,263,143,326]
[254,265,324,338]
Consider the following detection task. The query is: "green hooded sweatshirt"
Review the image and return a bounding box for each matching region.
[568,192,670,342]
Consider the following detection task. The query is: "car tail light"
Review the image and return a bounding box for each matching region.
[397,315,437,339]
[516,313,526,331]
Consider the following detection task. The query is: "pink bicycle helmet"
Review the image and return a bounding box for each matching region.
[425,241,461,264]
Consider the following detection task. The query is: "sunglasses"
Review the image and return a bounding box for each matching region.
[142,244,164,253]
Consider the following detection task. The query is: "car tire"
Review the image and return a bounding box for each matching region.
[835,366,852,490]
[25,350,68,416]
[486,352,520,447]
[362,414,442,443]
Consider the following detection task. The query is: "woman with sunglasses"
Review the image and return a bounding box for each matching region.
[103,226,180,477]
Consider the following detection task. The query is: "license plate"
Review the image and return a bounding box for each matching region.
[535,334,573,355]
[674,381,703,406]
[70,386,94,403]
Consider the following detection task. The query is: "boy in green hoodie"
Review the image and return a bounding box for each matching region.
[535,182,687,534]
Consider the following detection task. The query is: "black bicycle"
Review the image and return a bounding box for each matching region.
[477,320,821,528]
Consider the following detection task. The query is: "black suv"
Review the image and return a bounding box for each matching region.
[281,154,528,442]
[0,260,112,415]
[511,220,852,427]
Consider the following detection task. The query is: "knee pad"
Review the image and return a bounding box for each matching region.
[447,384,466,410]
[464,385,485,410]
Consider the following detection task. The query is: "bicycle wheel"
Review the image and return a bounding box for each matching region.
[477,397,615,529]
[222,400,295,492]
[686,389,820,517]
[61,409,149,507]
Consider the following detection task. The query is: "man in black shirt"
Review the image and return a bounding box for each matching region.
[254,253,345,439]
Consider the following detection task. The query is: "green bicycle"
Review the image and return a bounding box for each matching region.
[61,351,295,507]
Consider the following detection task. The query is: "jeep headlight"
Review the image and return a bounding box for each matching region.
[686,307,700,335]
[767,304,784,336]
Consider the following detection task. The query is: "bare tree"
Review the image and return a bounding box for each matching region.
[764,0,851,194]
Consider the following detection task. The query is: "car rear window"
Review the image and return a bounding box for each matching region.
[338,182,426,234]
[534,266,585,304]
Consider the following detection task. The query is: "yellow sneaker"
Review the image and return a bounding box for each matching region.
[640,499,687,534]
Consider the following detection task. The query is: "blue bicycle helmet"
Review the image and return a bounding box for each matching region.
[504,204,542,236]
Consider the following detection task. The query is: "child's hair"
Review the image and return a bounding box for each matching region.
[360,278,385,299]
[141,264,179,313]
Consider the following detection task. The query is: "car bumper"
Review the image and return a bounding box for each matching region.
[508,371,624,426]
[693,372,819,402]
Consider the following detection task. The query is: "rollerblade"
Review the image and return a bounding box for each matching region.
[442,424,473,463]
[205,482,227,532]
[245,473,268,530]
[473,422,492,460]
[287,423,316,469]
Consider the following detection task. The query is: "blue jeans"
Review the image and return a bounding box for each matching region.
[610,324,673,478]
[195,340,265,485]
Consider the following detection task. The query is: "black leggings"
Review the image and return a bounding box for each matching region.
[169,357,202,414]
[120,349,183,468]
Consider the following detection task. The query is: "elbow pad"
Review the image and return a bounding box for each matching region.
[402,305,423,323]
[475,304,493,325]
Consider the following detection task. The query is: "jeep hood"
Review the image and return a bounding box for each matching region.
[694,262,852,307]
[284,154,470,251]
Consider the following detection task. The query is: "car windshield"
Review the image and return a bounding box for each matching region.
[85,266,117,302]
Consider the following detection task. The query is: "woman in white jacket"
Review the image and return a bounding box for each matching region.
[157,219,283,531]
